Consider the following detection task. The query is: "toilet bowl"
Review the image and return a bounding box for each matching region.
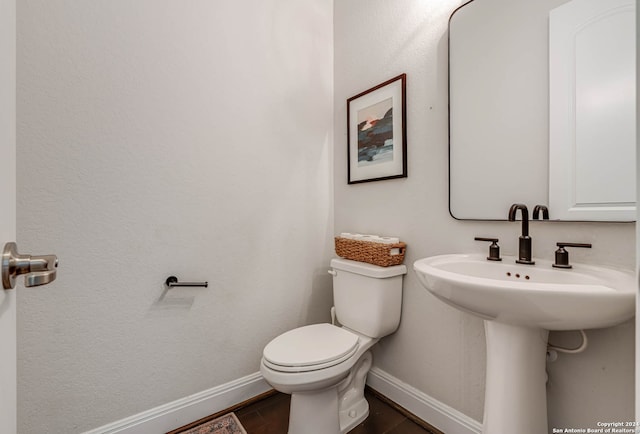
[260,323,377,433]
[260,258,407,434]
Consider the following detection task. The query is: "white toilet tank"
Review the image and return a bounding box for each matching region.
[330,258,407,338]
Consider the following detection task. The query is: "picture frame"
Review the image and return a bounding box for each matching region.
[347,74,407,184]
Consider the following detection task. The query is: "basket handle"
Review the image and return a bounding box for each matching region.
[391,242,406,255]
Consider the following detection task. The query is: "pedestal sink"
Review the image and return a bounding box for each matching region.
[413,254,635,434]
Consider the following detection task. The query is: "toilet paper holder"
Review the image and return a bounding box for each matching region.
[165,276,208,288]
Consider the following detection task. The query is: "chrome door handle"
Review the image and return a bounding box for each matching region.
[2,242,58,290]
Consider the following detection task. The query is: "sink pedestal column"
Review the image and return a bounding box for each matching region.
[483,321,549,434]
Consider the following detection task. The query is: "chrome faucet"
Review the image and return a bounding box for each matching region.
[508,203,534,264]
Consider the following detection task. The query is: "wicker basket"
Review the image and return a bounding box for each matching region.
[334,237,406,267]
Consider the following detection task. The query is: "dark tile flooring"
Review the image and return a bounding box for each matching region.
[234,387,443,434]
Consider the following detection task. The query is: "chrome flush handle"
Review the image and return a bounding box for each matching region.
[2,242,58,290]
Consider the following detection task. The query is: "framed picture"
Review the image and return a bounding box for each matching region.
[347,74,407,184]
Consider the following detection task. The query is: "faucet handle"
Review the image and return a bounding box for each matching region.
[474,237,502,261]
[552,242,592,269]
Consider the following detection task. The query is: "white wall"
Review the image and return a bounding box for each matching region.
[16,1,333,432]
[636,0,640,423]
[334,0,635,430]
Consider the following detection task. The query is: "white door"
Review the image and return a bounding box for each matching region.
[0,0,16,431]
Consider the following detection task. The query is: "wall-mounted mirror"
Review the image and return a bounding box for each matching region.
[448,0,636,221]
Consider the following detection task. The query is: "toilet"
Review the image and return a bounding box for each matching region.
[260,258,407,434]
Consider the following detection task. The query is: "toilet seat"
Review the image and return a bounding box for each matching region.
[263,324,359,373]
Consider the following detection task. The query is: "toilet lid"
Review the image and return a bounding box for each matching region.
[263,324,359,371]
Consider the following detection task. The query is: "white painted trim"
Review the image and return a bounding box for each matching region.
[366,367,482,434]
[81,367,481,434]
[549,0,636,221]
[82,372,271,434]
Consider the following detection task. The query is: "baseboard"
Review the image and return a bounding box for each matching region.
[82,367,481,434]
[82,372,271,434]
[366,367,482,434]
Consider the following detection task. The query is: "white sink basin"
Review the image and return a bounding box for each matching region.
[414,253,636,434]
[414,253,635,330]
